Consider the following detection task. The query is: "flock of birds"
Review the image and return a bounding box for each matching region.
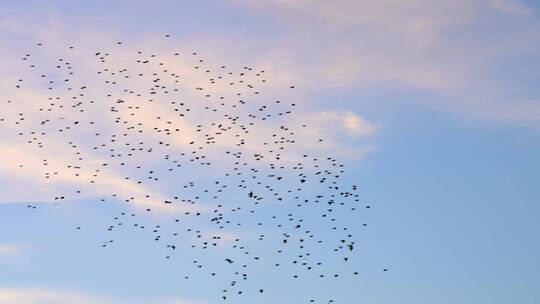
[2,36,386,303]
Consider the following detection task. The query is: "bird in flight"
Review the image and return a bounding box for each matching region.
[1,35,388,303]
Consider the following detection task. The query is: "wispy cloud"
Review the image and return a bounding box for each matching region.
[0,244,19,256]
[2,0,540,129]
[232,0,540,126]
[0,141,199,213]
[0,286,205,304]
[0,19,378,210]
[0,287,112,304]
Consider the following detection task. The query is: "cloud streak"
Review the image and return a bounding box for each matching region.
[0,244,19,256]
[233,0,540,126]
[0,286,206,304]
[0,24,377,210]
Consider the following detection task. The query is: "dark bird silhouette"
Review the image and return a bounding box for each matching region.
[4,36,384,304]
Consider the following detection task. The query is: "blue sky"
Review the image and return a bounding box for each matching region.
[1,1,539,303]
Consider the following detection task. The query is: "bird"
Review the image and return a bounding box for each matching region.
[1,36,384,304]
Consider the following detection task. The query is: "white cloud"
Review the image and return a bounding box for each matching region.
[0,287,205,304]
[0,28,377,211]
[0,287,112,304]
[233,0,540,126]
[1,0,539,128]
[297,110,376,138]
[345,111,376,135]
[0,244,19,256]
[0,142,198,214]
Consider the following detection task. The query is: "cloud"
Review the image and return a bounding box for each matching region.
[305,111,376,136]
[294,110,376,140]
[167,300,207,304]
[486,0,531,15]
[233,0,540,126]
[2,0,540,129]
[0,287,205,304]
[0,24,377,210]
[0,244,19,256]
[0,287,112,304]
[0,141,198,213]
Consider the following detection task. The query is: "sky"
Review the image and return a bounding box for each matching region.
[1,0,540,303]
